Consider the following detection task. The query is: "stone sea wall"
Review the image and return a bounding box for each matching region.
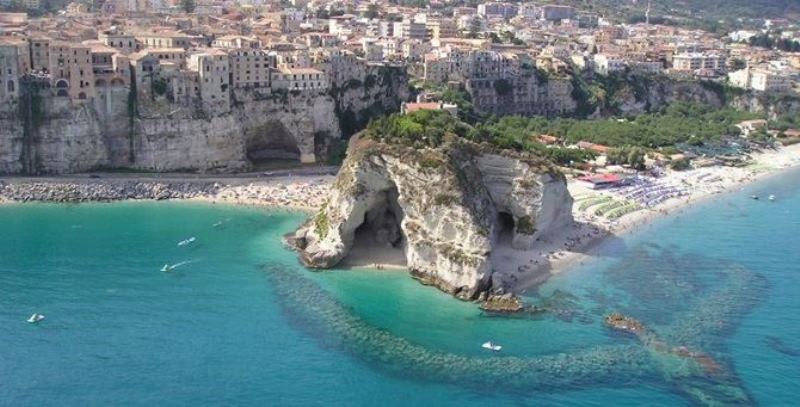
[0,179,219,202]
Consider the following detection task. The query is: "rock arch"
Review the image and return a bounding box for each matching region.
[344,183,407,268]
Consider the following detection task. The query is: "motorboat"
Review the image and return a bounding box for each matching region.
[177,237,196,247]
[769,195,776,201]
[750,195,759,200]
[161,264,173,272]
[27,313,45,324]
[482,341,502,352]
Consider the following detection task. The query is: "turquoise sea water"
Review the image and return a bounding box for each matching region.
[1,169,799,406]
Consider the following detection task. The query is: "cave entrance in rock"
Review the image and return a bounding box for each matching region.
[344,186,408,269]
[245,120,302,170]
[496,211,515,246]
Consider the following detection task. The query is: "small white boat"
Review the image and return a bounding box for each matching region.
[212,221,223,228]
[751,195,759,200]
[482,341,502,352]
[769,195,776,201]
[161,264,173,272]
[177,237,196,247]
[27,313,45,324]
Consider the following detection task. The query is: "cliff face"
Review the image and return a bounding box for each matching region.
[585,75,800,118]
[0,88,341,174]
[291,138,573,299]
[614,80,725,116]
[727,93,800,119]
[332,65,410,137]
[0,69,408,175]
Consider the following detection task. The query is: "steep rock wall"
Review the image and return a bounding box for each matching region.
[332,65,410,137]
[291,139,574,300]
[0,88,344,174]
[0,68,408,175]
[585,74,800,118]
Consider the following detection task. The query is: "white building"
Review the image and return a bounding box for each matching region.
[271,67,329,93]
[593,54,625,75]
[477,2,518,20]
[729,67,792,93]
[672,52,726,73]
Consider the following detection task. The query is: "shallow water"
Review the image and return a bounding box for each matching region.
[1,169,798,405]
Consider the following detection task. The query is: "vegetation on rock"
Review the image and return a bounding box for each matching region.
[515,216,536,235]
[362,100,764,168]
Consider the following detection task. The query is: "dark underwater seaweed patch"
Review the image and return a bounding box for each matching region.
[264,244,765,405]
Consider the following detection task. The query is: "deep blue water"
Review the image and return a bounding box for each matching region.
[1,169,798,406]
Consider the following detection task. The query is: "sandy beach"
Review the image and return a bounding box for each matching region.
[188,175,334,212]
[504,143,800,292]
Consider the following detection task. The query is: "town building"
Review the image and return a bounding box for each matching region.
[477,2,518,20]
[672,52,726,73]
[271,67,328,92]
[187,50,231,113]
[593,54,625,75]
[49,42,96,100]
[229,49,273,90]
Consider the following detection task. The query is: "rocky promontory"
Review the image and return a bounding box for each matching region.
[289,113,574,300]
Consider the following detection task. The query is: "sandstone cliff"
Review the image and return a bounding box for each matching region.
[0,67,409,175]
[332,65,411,137]
[577,74,800,119]
[290,137,573,299]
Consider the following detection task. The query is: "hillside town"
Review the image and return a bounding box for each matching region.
[0,1,797,116]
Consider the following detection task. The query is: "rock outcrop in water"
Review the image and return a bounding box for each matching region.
[290,136,574,299]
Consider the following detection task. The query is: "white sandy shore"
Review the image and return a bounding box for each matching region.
[504,143,800,292]
[186,175,334,212]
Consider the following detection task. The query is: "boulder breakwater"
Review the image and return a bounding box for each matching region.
[0,174,332,209]
[0,180,219,203]
[266,243,765,405]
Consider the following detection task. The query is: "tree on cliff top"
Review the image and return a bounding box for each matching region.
[364,110,597,165]
[365,110,470,148]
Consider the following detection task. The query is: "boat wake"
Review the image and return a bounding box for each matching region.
[177,237,196,247]
[160,260,195,272]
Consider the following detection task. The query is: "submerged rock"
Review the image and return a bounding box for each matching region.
[291,136,574,299]
[605,312,647,336]
[479,294,524,313]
